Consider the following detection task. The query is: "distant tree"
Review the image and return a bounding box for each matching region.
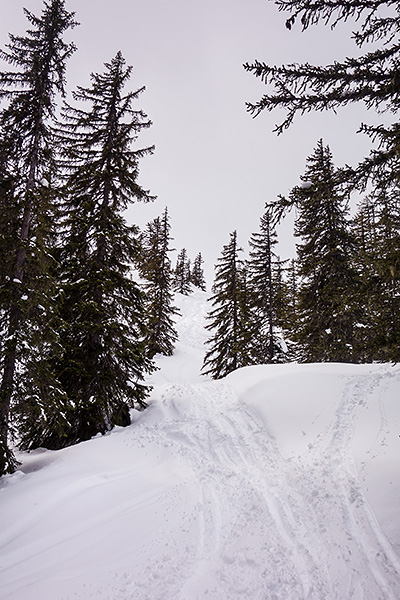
[247,207,286,363]
[52,52,155,448]
[140,208,179,358]
[173,248,192,295]
[191,252,207,291]
[202,231,249,379]
[0,0,77,475]
[290,140,360,362]
[244,0,400,191]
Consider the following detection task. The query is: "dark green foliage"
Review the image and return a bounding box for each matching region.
[244,0,400,348]
[290,140,360,362]
[202,231,250,379]
[0,0,77,475]
[191,252,207,291]
[244,0,400,190]
[52,52,155,447]
[247,207,286,363]
[173,248,192,295]
[352,186,400,362]
[278,258,299,359]
[0,148,18,289]
[140,208,179,358]
[12,181,75,451]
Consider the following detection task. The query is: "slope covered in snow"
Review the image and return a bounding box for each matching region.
[0,290,399,600]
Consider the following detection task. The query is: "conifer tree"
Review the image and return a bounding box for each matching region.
[247,207,286,363]
[374,187,400,362]
[173,248,192,295]
[352,196,380,360]
[290,140,360,362]
[191,252,207,291]
[272,256,289,330]
[279,258,299,358]
[52,52,155,447]
[140,208,179,358]
[353,186,400,361]
[202,231,249,379]
[244,0,400,190]
[0,0,77,475]
[0,145,18,295]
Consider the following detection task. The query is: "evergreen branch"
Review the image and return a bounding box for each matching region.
[276,0,395,31]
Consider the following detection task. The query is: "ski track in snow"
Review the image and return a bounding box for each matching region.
[0,290,399,600]
[127,377,400,600]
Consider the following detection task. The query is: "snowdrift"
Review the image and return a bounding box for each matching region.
[0,291,399,599]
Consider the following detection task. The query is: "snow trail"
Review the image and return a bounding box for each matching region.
[147,374,400,599]
[0,290,399,600]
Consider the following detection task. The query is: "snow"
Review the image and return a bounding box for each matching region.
[1,289,400,599]
[300,181,313,189]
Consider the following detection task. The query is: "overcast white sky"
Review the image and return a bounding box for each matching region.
[1,0,380,283]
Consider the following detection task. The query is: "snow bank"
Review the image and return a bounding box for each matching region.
[227,362,400,555]
[1,292,399,599]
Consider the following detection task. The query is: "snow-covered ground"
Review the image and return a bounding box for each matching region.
[1,290,400,600]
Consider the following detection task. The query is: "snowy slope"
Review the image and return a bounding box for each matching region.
[0,289,400,600]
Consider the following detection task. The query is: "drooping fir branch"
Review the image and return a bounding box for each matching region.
[244,0,400,189]
[244,43,400,129]
[274,0,399,44]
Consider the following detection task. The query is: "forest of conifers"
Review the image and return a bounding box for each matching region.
[0,0,399,476]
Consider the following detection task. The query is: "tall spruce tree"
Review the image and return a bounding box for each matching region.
[244,0,400,191]
[0,0,77,475]
[191,252,207,291]
[202,231,249,379]
[52,52,155,447]
[140,208,179,358]
[247,207,286,363]
[291,140,359,362]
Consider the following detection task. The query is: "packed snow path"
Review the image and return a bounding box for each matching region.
[0,290,399,599]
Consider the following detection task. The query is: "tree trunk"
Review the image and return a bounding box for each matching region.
[0,137,38,475]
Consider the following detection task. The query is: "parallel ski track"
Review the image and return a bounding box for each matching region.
[152,372,400,600]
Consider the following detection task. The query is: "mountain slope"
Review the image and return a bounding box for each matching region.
[0,290,399,599]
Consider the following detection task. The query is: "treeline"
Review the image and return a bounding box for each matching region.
[203,139,400,379]
[138,207,206,358]
[0,1,205,476]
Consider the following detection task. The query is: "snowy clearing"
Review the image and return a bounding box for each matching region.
[0,290,399,600]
